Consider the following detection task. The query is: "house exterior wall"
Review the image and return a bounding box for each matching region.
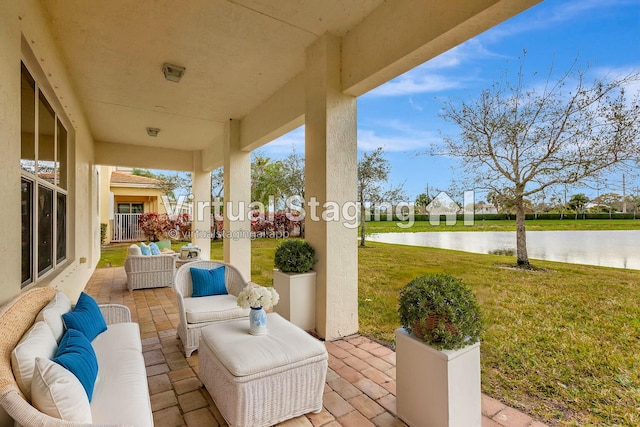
[0,1,99,304]
[98,166,169,244]
[1,1,100,424]
[0,0,100,304]
[111,188,167,214]
[98,165,112,243]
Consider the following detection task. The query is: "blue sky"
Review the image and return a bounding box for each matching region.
[261,0,640,203]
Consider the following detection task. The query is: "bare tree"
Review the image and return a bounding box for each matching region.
[280,148,305,202]
[358,147,405,247]
[211,167,224,239]
[436,55,640,266]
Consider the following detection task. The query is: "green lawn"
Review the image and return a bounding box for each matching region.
[363,218,640,234]
[99,236,640,426]
[97,241,193,268]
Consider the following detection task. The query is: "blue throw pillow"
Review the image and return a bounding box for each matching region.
[62,292,107,341]
[140,243,151,256]
[52,329,99,401]
[149,242,161,255]
[190,266,227,297]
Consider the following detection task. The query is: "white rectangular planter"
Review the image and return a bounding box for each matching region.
[395,328,481,427]
[273,269,317,331]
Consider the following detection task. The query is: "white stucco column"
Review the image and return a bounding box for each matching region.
[223,119,252,280]
[192,165,211,261]
[305,34,358,340]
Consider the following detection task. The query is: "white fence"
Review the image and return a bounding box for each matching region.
[112,213,144,242]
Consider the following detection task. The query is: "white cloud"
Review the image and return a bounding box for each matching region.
[408,98,423,111]
[481,0,637,43]
[593,65,640,107]
[366,0,639,99]
[368,73,462,97]
[263,123,440,155]
[262,127,305,155]
[365,39,494,97]
[595,65,640,76]
[357,124,440,152]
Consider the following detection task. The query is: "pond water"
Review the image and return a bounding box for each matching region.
[367,230,640,270]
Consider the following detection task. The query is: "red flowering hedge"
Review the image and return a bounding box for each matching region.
[138,212,191,241]
[250,212,303,238]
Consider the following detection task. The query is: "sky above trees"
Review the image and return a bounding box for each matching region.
[262,0,640,202]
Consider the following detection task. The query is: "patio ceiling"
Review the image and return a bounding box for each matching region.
[40,0,383,152]
[40,0,540,167]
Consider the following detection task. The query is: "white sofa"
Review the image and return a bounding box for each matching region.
[0,287,153,427]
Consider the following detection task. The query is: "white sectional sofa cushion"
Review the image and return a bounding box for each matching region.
[31,357,93,423]
[34,291,71,343]
[10,321,58,401]
[90,322,153,426]
[0,288,154,427]
[184,294,248,324]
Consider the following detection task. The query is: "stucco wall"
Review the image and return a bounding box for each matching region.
[0,0,99,377]
[111,187,166,211]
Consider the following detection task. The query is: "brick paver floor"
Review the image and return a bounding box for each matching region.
[85,267,550,427]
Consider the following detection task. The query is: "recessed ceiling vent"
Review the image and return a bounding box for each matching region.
[146,127,160,137]
[162,63,185,82]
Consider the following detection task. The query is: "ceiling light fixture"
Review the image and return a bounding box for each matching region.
[146,127,160,137]
[162,63,185,83]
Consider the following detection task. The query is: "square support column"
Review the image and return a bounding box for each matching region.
[305,34,358,340]
[223,119,251,280]
[192,165,211,261]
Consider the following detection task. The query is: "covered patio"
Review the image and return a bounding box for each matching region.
[87,267,547,427]
[2,1,546,425]
[3,0,540,335]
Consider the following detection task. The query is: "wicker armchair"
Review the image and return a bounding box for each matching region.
[173,260,251,357]
[124,253,176,291]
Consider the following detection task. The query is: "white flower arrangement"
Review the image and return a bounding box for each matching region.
[237,285,280,310]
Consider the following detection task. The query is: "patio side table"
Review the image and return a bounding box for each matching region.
[174,255,201,268]
[199,313,328,427]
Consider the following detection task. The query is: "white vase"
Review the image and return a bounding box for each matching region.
[249,307,267,335]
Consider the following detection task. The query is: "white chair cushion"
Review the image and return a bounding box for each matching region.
[31,357,92,423]
[128,244,142,256]
[200,313,327,377]
[90,323,152,427]
[11,321,58,400]
[35,291,72,342]
[184,295,249,324]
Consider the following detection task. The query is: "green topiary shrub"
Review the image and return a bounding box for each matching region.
[274,239,317,273]
[398,273,483,350]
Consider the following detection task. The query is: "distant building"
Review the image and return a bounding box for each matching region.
[475,203,498,215]
[585,202,613,213]
[99,166,168,243]
[426,192,460,225]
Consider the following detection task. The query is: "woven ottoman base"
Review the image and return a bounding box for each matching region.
[199,314,328,427]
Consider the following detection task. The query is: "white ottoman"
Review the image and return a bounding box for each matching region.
[199,313,328,427]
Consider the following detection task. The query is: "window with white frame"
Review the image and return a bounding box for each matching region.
[21,62,68,287]
[117,203,144,214]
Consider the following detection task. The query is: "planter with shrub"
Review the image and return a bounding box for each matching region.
[395,273,483,427]
[272,239,317,331]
